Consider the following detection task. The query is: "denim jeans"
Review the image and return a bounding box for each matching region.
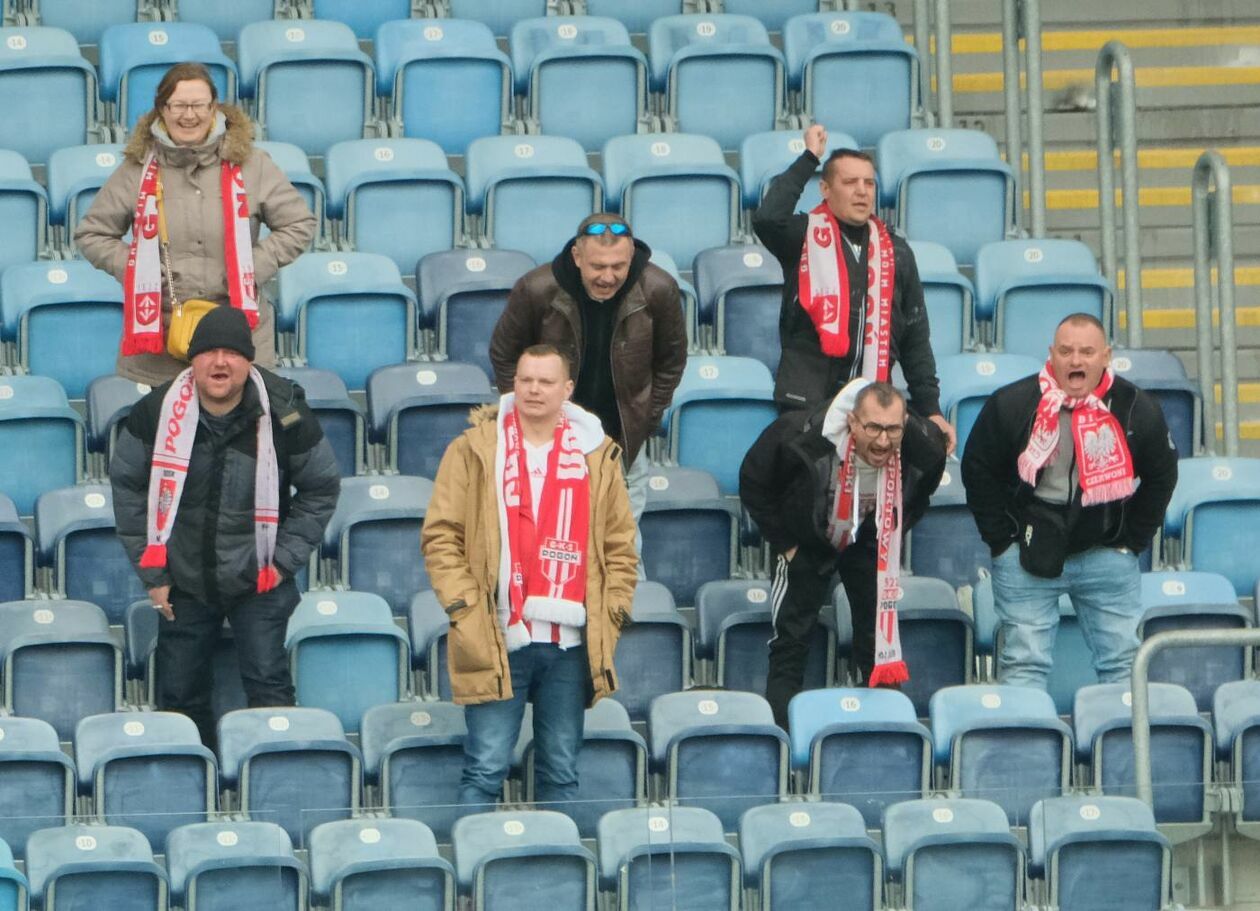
[624,447,650,579]
[990,544,1143,689]
[459,642,590,809]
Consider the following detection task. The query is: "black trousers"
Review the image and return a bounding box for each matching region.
[157,578,301,749]
[766,536,878,729]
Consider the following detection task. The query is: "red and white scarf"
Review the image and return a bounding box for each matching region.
[499,406,590,651]
[122,151,259,356]
[1018,363,1136,506]
[139,366,281,593]
[798,204,894,381]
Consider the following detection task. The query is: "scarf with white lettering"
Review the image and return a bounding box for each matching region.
[122,152,259,356]
[139,366,281,593]
[798,205,894,380]
[499,406,590,651]
[1018,363,1135,506]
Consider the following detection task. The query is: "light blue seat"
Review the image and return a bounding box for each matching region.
[890,576,972,713]
[650,14,784,151]
[443,0,548,39]
[603,132,740,269]
[877,128,1015,266]
[366,361,495,478]
[376,18,510,155]
[255,141,326,249]
[883,798,1023,911]
[274,366,364,477]
[0,837,24,911]
[1141,569,1238,608]
[1,261,123,398]
[311,0,411,40]
[46,143,125,254]
[360,700,466,840]
[1214,680,1260,837]
[739,802,881,911]
[909,240,973,358]
[276,251,416,390]
[0,375,82,515]
[610,580,693,722]
[238,19,374,156]
[937,352,1040,453]
[416,247,535,377]
[166,820,306,911]
[648,689,788,832]
[738,128,858,213]
[0,599,120,740]
[0,149,49,271]
[512,16,648,153]
[581,0,685,35]
[74,711,217,850]
[930,684,1072,827]
[784,12,918,148]
[171,0,279,42]
[1163,456,1260,596]
[693,243,783,373]
[406,590,451,700]
[0,494,32,602]
[99,22,236,131]
[25,825,166,911]
[0,715,73,862]
[452,810,596,910]
[1028,795,1169,911]
[1111,348,1201,457]
[645,248,699,346]
[0,26,101,167]
[1139,591,1250,712]
[34,484,144,625]
[724,0,820,33]
[26,0,152,46]
[639,466,737,607]
[217,706,362,843]
[974,238,1112,357]
[285,591,408,733]
[84,375,146,467]
[906,456,989,587]
[308,818,454,911]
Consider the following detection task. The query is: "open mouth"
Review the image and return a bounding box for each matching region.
[1069,369,1087,383]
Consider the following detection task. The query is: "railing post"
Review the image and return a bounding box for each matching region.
[1022,0,1045,237]
[913,0,932,122]
[933,0,954,128]
[1000,0,1023,232]
[1192,151,1239,457]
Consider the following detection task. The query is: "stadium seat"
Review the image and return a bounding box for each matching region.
[366,361,495,478]
[442,0,549,39]
[0,25,102,167]
[603,132,740,269]
[0,599,120,740]
[596,806,740,911]
[892,575,974,715]
[166,820,306,911]
[310,0,411,40]
[34,484,144,625]
[1,260,123,399]
[974,239,1112,357]
[237,19,374,156]
[738,128,858,213]
[881,798,1024,911]
[416,247,535,377]
[1110,348,1201,457]
[649,14,785,151]
[937,352,1040,453]
[0,149,49,271]
[171,0,279,42]
[0,375,82,515]
[646,248,700,346]
[1214,680,1260,838]
[1163,456,1260,596]
[323,474,433,615]
[1139,596,1250,712]
[739,802,881,911]
[26,0,153,46]
[254,141,326,249]
[0,837,24,911]
[1028,795,1170,911]
[308,818,454,911]
[360,700,466,840]
[451,810,595,910]
[788,687,931,828]
[46,143,125,255]
[906,456,989,588]
[909,240,973,358]
[639,466,737,607]
[693,243,783,372]
[930,684,1072,827]
[273,366,365,477]
[0,715,74,861]
[276,252,417,390]
[609,581,693,722]
[85,375,147,469]
[511,16,649,153]
[0,493,32,602]
[217,706,362,842]
[784,12,919,148]
[74,711,217,850]
[285,591,408,733]
[25,824,166,911]
[465,135,602,263]
[877,128,1015,266]
[99,22,236,131]
[406,589,452,701]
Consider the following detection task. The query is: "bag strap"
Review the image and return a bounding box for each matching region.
[155,172,181,312]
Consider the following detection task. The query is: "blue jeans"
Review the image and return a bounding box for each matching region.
[990,544,1142,689]
[459,642,590,809]
[625,447,650,579]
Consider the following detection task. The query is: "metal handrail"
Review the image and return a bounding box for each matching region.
[913,0,954,127]
[1192,151,1239,456]
[1095,41,1144,347]
[1000,0,1046,236]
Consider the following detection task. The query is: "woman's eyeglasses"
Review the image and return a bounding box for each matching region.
[165,101,214,115]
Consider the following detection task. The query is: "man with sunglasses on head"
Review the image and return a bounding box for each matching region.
[740,378,945,729]
[489,214,688,538]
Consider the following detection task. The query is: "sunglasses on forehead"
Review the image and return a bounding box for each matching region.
[582,222,631,237]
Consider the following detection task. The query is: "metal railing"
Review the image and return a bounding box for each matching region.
[1192,151,1240,456]
[1095,41,1144,348]
[913,0,955,128]
[1001,0,1046,236]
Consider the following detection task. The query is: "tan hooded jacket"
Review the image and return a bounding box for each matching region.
[75,105,316,384]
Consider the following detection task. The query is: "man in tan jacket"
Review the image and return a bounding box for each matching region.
[422,345,638,810]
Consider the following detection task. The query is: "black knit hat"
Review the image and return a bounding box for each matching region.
[187,306,255,361]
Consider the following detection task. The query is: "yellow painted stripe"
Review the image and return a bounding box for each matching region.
[1214,384,1260,405]
[1213,421,1260,441]
[1036,147,1260,172]
[1031,185,1260,210]
[1116,307,1260,330]
[1117,267,1260,291]
[947,26,1260,55]
[949,66,1260,94]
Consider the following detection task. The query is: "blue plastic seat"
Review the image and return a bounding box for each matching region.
[905,456,989,587]
[451,810,596,910]
[893,575,974,715]
[442,0,549,39]
[937,352,1040,453]
[172,0,279,42]
[784,12,919,148]
[0,836,25,911]
[0,494,32,602]
[1139,597,1250,712]
[0,715,73,861]
[376,18,511,154]
[25,825,166,911]
[909,240,973,358]
[308,818,454,911]
[0,375,82,515]
[0,26,102,167]
[1110,348,1201,457]
[738,128,857,213]
[255,141,326,249]
[1163,456,1260,596]
[311,0,411,40]
[1214,680,1260,837]
[0,149,49,271]
[693,243,784,373]
[166,820,306,911]
[273,366,365,477]
[581,0,684,34]
[46,143,125,255]
[238,19,374,156]
[639,466,737,607]
[645,248,700,346]
[406,590,452,700]
[84,374,147,468]
[610,581,693,722]
[27,0,153,46]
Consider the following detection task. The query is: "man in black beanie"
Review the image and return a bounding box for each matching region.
[109,307,340,748]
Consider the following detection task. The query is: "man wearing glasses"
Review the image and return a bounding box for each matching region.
[741,378,946,728]
[489,214,688,536]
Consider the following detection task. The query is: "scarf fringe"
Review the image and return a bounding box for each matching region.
[1079,477,1137,507]
[122,334,165,357]
[139,543,166,569]
[256,564,281,593]
[868,661,909,687]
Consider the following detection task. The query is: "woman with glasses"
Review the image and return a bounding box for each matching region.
[77,62,316,384]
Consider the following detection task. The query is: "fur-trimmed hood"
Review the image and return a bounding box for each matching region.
[124,104,256,165]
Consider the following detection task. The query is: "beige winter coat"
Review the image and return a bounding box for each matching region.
[75,105,316,384]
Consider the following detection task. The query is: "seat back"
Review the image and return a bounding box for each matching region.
[166,820,304,911]
[174,0,278,42]
[937,353,1041,453]
[0,25,98,166]
[0,715,73,861]
[610,581,692,721]
[26,824,166,911]
[909,240,973,358]
[1164,457,1260,596]
[308,817,453,910]
[451,810,594,909]
[0,494,32,602]
[311,0,412,40]
[693,243,783,371]
[596,806,739,908]
[1111,348,1201,456]
[639,466,736,605]
[0,149,48,271]
[46,143,125,252]
[255,141,325,248]
[445,0,549,38]
[273,366,364,477]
